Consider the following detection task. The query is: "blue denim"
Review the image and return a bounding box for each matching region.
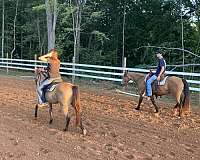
[146,75,157,97]
[37,78,53,104]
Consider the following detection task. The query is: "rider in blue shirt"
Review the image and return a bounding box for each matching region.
[146,50,166,100]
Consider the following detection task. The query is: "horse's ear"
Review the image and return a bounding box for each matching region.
[35,67,41,74]
[35,68,38,74]
[124,70,128,75]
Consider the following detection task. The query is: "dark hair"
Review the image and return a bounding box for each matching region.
[155,49,162,54]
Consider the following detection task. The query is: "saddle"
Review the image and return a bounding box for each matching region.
[145,72,168,96]
[42,79,63,102]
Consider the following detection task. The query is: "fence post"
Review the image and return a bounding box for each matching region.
[123,57,127,74]
[72,56,75,83]
[6,53,8,74]
[199,83,200,105]
[34,54,37,70]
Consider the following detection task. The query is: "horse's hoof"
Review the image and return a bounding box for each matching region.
[172,109,178,116]
[135,107,140,111]
[49,119,53,124]
[154,112,159,117]
[82,129,87,136]
[63,128,68,132]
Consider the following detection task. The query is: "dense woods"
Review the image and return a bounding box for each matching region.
[0,0,199,71]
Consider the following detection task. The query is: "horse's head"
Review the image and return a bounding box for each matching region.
[122,70,131,88]
[35,67,48,87]
[38,49,59,61]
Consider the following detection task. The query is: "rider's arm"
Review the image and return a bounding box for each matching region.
[158,58,166,77]
[158,66,165,77]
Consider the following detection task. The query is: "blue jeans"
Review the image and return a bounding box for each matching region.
[37,78,53,104]
[146,75,157,97]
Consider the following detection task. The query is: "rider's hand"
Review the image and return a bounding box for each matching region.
[157,76,161,81]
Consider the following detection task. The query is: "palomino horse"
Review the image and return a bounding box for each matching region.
[122,71,190,116]
[34,68,87,135]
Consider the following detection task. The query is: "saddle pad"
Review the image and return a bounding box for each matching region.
[47,84,57,92]
[157,76,168,86]
[144,75,168,86]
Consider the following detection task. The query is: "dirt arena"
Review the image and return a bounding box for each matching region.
[0,75,199,160]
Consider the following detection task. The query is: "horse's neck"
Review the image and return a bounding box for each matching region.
[129,72,145,83]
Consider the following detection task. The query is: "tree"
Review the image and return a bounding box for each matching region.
[45,0,58,51]
[71,0,86,63]
[1,0,4,59]
[0,0,198,68]
[11,0,19,60]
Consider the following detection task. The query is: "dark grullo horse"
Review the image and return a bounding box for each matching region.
[122,71,191,116]
[35,68,87,135]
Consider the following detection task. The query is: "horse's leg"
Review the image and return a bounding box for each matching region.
[49,103,53,124]
[178,98,183,117]
[135,86,145,111]
[173,103,179,109]
[135,95,143,110]
[79,118,87,135]
[150,96,159,113]
[64,114,71,132]
[62,104,70,131]
[172,102,181,116]
[35,104,38,118]
[173,89,182,117]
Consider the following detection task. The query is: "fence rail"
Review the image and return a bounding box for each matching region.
[0,58,199,92]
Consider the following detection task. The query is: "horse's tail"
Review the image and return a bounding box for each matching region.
[181,79,191,115]
[72,85,81,126]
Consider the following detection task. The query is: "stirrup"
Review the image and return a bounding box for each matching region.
[38,103,48,107]
[146,97,151,101]
[142,92,146,97]
[142,94,151,101]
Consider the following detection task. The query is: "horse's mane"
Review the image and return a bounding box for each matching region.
[127,72,145,82]
[35,68,49,85]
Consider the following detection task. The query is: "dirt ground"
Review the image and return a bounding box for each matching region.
[0,75,199,160]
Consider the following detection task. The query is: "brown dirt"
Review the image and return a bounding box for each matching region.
[0,75,199,160]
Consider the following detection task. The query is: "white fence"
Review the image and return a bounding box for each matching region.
[0,58,199,92]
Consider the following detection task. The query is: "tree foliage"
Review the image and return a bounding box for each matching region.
[0,0,199,71]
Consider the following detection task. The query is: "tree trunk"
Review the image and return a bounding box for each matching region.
[1,0,5,59]
[36,18,41,55]
[122,6,126,67]
[71,0,86,63]
[45,0,58,51]
[11,0,19,60]
[29,41,32,59]
[20,30,22,59]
